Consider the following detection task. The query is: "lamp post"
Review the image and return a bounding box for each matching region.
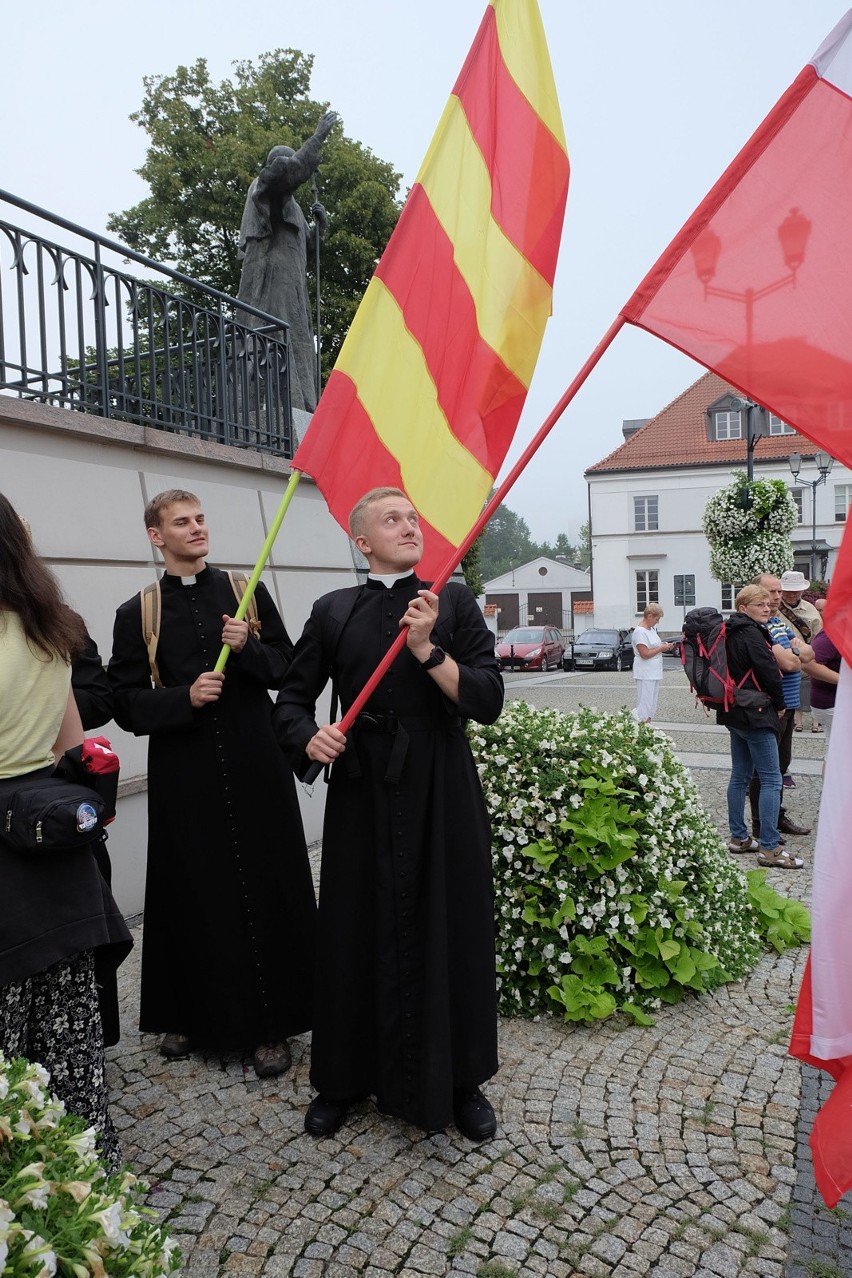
[788,450,834,582]
[691,208,812,481]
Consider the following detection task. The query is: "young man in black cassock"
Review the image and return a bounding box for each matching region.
[273,487,503,1140]
[108,489,316,1077]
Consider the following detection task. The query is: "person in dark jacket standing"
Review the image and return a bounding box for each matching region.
[108,489,316,1076]
[718,584,802,870]
[273,488,503,1142]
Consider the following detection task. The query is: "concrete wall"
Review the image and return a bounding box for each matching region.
[0,397,356,916]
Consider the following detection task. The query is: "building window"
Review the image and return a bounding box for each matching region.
[714,410,742,440]
[835,484,852,523]
[633,495,659,532]
[789,487,804,524]
[674,574,696,607]
[635,570,659,613]
[721,583,735,612]
[769,414,795,435]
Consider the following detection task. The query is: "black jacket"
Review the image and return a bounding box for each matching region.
[717,612,784,730]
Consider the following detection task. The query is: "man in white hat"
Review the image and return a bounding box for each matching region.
[779,571,823,732]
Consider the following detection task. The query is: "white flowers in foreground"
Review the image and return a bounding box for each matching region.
[470,701,809,1023]
[0,1054,179,1277]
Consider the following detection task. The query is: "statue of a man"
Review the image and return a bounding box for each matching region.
[237,110,340,413]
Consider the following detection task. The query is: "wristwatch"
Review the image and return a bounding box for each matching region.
[420,645,446,671]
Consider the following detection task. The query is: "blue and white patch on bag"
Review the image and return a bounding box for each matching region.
[76,802,99,834]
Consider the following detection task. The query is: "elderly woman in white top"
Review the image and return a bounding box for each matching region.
[631,603,675,723]
[0,493,129,1169]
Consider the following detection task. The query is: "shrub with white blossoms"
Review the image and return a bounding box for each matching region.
[703,472,798,584]
[0,1054,179,1278]
[470,701,809,1023]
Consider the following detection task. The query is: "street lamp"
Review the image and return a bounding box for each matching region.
[788,450,834,582]
[691,208,812,481]
[728,396,764,483]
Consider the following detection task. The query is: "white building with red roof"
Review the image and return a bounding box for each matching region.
[585,371,852,630]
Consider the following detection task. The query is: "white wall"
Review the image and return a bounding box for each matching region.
[589,460,849,630]
[0,397,356,915]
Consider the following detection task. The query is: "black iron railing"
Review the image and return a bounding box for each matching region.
[0,190,294,456]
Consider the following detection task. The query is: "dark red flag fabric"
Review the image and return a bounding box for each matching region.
[622,11,852,664]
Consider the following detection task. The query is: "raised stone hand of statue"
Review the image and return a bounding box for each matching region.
[310,202,328,232]
[315,110,341,143]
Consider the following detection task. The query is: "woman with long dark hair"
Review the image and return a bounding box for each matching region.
[0,492,130,1169]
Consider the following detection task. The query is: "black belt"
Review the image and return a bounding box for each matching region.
[349,712,461,784]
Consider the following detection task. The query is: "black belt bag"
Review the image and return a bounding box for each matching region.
[0,773,105,854]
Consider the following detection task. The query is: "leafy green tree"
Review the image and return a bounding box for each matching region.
[479,503,539,582]
[108,52,402,377]
[461,534,484,597]
[575,521,591,571]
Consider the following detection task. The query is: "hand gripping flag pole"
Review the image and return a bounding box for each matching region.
[213,470,303,673]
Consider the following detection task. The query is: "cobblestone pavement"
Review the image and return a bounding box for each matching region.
[106,669,845,1277]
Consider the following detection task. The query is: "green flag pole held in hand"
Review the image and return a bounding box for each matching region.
[214,470,303,673]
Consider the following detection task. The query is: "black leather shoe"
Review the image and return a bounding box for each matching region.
[778,813,810,836]
[453,1088,497,1142]
[304,1095,349,1138]
[253,1042,291,1078]
[159,1032,190,1059]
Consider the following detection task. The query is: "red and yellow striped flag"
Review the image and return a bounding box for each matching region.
[292,0,568,576]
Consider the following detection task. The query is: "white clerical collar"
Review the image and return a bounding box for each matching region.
[367,570,416,588]
[180,575,197,586]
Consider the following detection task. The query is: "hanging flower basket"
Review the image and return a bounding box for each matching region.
[703,473,798,581]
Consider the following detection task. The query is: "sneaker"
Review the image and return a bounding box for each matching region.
[782,774,796,789]
[727,836,759,853]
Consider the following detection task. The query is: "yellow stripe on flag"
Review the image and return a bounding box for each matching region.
[336,279,494,543]
[491,0,566,149]
[416,96,552,389]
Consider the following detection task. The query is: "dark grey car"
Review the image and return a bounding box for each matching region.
[564,628,634,672]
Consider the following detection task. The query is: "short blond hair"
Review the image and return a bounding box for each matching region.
[735,584,770,610]
[349,487,409,539]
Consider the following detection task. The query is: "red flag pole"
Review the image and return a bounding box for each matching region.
[301,313,625,779]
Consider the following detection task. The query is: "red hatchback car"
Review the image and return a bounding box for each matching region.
[495,626,565,672]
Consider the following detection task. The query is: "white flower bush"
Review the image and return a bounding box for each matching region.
[470,701,809,1023]
[0,1054,179,1277]
[704,473,798,583]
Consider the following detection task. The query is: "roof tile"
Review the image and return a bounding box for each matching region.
[586,370,815,473]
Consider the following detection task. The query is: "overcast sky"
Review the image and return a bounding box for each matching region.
[2,1,846,542]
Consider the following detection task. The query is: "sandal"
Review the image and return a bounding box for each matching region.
[811,722,824,733]
[757,850,804,870]
[794,723,803,732]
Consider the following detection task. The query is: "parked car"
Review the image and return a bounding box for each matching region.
[565,628,634,672]
[495,626,565,672]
